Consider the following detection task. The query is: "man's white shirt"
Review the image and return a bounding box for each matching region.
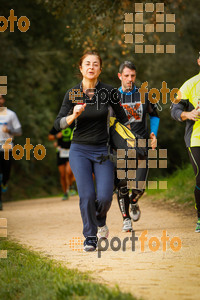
[0,109,22,149]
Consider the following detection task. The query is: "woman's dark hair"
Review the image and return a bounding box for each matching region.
[119,61,136,73]
[79,50,102,68]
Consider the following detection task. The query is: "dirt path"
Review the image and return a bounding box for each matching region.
[1,195,200,300]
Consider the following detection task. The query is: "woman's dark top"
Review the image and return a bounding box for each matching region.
[54,81,129,146]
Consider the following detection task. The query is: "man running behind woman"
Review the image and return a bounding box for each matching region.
[117,61,160,232]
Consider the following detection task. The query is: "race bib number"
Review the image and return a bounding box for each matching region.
[59,149,69,158]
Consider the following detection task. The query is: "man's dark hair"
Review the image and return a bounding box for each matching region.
[119,61,136,73]
[0,95,5,100]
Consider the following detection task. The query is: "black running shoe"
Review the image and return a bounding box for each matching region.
[83,236,98,252]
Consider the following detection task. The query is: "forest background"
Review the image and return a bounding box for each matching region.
[0,0,199,200]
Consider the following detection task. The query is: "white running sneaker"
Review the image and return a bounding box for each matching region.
[122,218,132,232]
[130,202,141,222]
[97,225,109,239]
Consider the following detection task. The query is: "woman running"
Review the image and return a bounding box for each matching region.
[54,51,129,251]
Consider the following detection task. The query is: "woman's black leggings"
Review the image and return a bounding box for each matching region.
[188,147,200,218]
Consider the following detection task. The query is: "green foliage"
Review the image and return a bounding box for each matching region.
[0,240,137,300]
[1,0,77,199]
[147,164,195,205]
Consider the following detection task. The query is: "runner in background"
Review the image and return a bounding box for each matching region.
[117,61,160,232]
[0,95,22,210]
[48,124,76,200]
[171,53,200,232]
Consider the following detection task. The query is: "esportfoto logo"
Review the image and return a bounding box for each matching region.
[68,82,180,106]
[117,146,168,190]
[124,2,176,54]
[69,230,182,258]
[1,138,46,161]
[0,9,30,33]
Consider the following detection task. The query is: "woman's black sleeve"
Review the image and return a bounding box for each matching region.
[109,90,129,125]
[54,91,74,131]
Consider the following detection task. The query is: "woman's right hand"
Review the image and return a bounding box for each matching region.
[73,104,86,119]
[66,103,86,125]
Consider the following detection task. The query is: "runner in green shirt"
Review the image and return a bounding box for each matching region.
[48,125,76,200]
[171,53,200,232]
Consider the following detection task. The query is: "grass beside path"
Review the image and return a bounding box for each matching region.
[0,240,137,300]
[147,164,195,206]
